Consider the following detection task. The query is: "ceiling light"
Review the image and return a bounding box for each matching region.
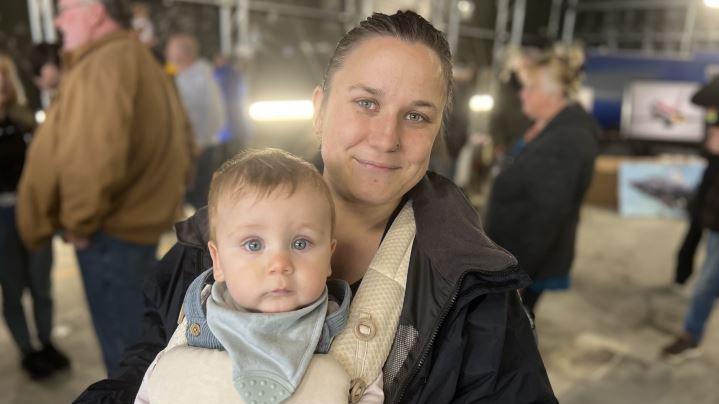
[248,100,314,122]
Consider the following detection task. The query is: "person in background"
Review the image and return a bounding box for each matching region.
[131,2,156,47]
[166,33,227,209]
[662,80,719,356]
[213,53,251,162]
[28,42,62,110]
[488,48,534,160]
[429,64,474,180]
[0,53,70,379]
[485,44,599,317]
[130,1,165,63]
[17,0,193,375]
[673,77,719,286]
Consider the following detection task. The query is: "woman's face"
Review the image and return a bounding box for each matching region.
[519,68,561,120]
[313,36,446,207]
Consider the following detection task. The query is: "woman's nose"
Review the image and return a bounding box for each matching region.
[367,113,401,152]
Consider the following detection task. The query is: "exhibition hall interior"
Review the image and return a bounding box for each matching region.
[1,0,719,403]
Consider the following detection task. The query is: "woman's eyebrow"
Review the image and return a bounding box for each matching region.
[348,83,438,111]
[411,100,438,112]
[348,84,384,97]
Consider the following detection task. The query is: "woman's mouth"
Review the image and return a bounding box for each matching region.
[354,157,400,171]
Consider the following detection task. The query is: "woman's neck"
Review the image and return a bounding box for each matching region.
[539,98,568,125]
[526,98,568,142]
[330,193,402,284]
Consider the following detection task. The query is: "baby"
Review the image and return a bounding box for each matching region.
[134,149,382,404]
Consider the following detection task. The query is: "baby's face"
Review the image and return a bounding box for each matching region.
[209,184,335,313]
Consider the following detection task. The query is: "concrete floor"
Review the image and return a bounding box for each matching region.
[1,206,718,403]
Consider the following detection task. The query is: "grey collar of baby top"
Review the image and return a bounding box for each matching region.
[179,268,351,402]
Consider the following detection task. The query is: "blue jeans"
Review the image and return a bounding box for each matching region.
[0,206,54,354]
[684,230,719,343]
[75,232,156,376]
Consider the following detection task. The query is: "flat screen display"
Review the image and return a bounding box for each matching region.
[621,81,705,142]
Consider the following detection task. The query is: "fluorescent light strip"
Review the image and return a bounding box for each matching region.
[249,100,314,122]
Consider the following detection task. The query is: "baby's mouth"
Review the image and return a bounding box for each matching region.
[267,288,292,296]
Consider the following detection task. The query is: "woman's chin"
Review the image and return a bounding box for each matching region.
[346,184,405,206]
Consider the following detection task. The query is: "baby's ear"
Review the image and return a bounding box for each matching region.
[208,240,224,282]
[330,238,337,254]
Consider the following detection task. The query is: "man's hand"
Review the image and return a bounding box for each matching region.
[62,231,90,250]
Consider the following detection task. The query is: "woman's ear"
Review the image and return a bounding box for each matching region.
[208,240,224,282]
[312,86,325,136]
[327,239,337,277]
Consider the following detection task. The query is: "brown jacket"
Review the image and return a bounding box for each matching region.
[17,31,194,250]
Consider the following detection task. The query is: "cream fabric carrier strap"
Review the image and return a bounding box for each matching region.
[148,319,352,404]
[329,202,415,401]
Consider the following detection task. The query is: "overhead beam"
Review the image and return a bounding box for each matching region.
[577,0,689,12]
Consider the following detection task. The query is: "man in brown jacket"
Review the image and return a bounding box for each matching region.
[17,0,193,375]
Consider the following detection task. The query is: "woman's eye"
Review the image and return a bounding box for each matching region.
[357,99,377,110]
[406,112,426,122]
[243,239,263,252]
[292,239,310,250]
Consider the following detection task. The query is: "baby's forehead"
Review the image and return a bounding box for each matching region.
[217,182,331,215]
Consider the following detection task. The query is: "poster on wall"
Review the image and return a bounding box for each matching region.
[621,81,705,142]
[619,160,706,218]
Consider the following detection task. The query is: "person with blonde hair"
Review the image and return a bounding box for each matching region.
[0,53,70,379]
[486,43,600,316]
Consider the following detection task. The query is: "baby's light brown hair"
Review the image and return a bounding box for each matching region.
[208,148,335,241]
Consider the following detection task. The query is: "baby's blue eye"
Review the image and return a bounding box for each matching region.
[293,239,309,250]
[243,239,263,252]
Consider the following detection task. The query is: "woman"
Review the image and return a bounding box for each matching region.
[0,54,70,378]
[486,45,600,316]
[77,11,555,403]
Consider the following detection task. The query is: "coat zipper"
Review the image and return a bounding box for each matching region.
[394,267,522,404]
[394,273,465,404]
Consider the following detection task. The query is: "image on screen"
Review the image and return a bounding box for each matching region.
[620,80,705,142]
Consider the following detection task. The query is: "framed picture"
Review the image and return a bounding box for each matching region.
[619,160,706,218]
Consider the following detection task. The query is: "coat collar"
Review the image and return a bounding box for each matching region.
[539,103,599,140]
[175,206,210,249]
[62,30,133,69]
[409,172,523,285]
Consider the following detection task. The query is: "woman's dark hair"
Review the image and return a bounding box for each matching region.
[29,43,61,77]
[322,10,454,132]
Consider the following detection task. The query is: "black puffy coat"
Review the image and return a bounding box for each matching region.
[486,104,599,282]
[75,173,557,404]
[0,106,35,194]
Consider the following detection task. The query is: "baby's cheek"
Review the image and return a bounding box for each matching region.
[309,277,328,301]
[227,284,253,309]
